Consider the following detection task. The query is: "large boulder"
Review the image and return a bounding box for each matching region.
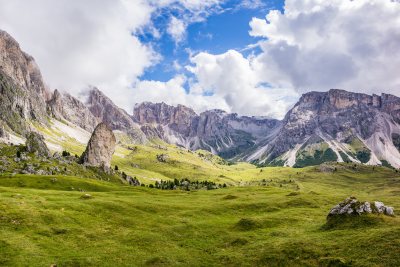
[80,123,116,169]
[25,132,50,157]
[328,197,395,217]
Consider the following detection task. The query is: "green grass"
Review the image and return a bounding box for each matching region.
[0,163,399,266]
[2,123,400,266]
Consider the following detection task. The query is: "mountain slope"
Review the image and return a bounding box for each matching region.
[0,30,49,135]
[1,29,400,169]
[248,89,400,168]
[132,102,281,159]
[47,89,99,132]
[86,87,147,143]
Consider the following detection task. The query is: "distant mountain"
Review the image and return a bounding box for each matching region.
[47,89,99,132]
[246,89,400,168]
[1,29,400,168]
[86,87,146,143]
[132,102,281,158]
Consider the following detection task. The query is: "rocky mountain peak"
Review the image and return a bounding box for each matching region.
[47,89,99,132]
[0,30,48,99]
[133,101,197,125]
[0,29,49,135]
[86,87,146,143]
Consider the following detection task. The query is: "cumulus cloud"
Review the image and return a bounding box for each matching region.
[131,50,297,118]
[167,16,187,43]
[0,0,156,109]
[0,0,225,111]
[1,0,398,119]
[249,0,400,95]
[186,50,298,118]
[134,76,230,114]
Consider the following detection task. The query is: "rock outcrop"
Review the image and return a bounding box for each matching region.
[328,197,395,217]
[25,132,50,157]
[80,123,116,169]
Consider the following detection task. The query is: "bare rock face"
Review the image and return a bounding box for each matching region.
[86,87,146,143]
[328,197,395,217]
[132,102,280,159]
[250,89,400,168]
[80,123,116,169]
[26,132,50,157]
[47,89,99,131]
[0,30,49,135]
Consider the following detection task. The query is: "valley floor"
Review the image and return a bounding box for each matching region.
[0,165,400,266]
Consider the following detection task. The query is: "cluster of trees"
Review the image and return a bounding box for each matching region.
[150,178,227,191]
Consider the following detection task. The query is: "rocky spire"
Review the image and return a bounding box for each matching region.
[80,123,116,169]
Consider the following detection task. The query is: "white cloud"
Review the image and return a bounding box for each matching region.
[0,0,157,104]
[186,50,298,118]
[167,16,187,43]
[249,0,400,95]
[2,0,398,120]
[133,76,229,114]
[236,0,266,10]
[0,0,225,111]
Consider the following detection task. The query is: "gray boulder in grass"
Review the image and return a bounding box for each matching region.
[328,197,395,217]
[25,132,50,157]
[80,123,116,170]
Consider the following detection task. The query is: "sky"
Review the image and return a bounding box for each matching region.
[0,0,399,119]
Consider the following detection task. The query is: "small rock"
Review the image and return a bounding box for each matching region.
[374,201,386,213]
[356,202,372,214]
[385,206,395,216]
[125,175,141,186]
[52,152,62,159]
[80,194,92,199]
[156,154,169,163]
[328,197,395,218]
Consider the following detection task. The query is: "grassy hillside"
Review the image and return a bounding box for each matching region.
[1,121,399,266]
[0,164,399,266]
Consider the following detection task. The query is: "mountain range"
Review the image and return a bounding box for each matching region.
[1,29,400,168]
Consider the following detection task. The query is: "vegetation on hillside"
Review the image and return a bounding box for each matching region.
[0,163,399,266]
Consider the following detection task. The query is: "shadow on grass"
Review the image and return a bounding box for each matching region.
[321,214,385,231]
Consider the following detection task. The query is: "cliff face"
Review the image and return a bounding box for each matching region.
[132,103,281,158]
[86,87,146,143]
[248,89,400,168]
[47,89,99,132]
[0,30,49,135]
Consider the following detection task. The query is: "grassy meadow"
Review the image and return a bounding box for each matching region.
[1,123,399,266]
[0,161,399,266]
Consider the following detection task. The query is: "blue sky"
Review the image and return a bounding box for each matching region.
[139,0,285,82]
